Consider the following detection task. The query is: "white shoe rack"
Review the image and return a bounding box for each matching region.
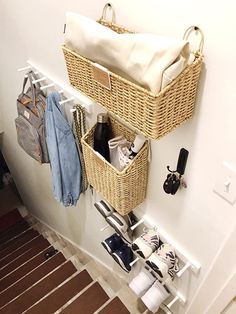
[101,212,201,313]
[131,214,201,312]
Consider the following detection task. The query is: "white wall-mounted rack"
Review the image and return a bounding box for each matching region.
[131,214,201,275]
[130,213,201,313]
[101,213,201,276]
[100,211,201,313]
[17,60,95,114]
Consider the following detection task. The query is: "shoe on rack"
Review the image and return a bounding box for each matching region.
[146,243,179,281]
[131,228,160,259]
[112,243,134,272]
[94,200,114,218]
[101,233,125,254]
[141,279,170,313]
[129,267,156,297]
[167,259,179,279]
[106,212,133,243]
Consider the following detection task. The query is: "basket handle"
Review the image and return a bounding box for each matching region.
[183,26,204,54]
[100,3,116,24]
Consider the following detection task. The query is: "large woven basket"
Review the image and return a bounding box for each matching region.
[63,5,204,140]
[81,115,149,215]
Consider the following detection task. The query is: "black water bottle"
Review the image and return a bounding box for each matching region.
[94,113,110,162]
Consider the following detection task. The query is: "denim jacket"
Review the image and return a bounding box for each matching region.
[45,92,81,206]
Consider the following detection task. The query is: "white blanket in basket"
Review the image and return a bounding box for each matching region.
[65,12,190,94]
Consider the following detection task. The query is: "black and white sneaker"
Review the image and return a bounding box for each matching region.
[132,228,160,259]
[112,244,134,272]
[106,212,133,243]
[101,233,125,254]
[146,243,179,281]
[94,200,114,218]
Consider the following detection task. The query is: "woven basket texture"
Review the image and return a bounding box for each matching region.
[81,116,149,215]
[62,19,203,140]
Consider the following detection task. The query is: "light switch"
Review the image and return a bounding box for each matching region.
[213,161,236,205]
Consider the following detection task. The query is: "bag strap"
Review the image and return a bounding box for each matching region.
[28,71,38,107]
[21,75,29,94]
[21,71,37,107]
[72,104,88,193]
[22,71,45,107]
[22,70,41,92]
[100,3,116,24]
[27,70,44,92]
[183,26,204,55]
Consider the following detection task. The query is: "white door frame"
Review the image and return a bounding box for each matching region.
[187,226,236,314]
[206,270,236,313]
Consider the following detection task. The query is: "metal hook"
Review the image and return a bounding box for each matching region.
[167,166,177,174]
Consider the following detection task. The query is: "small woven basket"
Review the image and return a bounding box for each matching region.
[81,115,149,215]
[63,4,204,140]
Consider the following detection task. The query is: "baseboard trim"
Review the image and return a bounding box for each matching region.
[26,210,115,276]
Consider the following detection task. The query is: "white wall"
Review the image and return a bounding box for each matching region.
[0,0,235,313]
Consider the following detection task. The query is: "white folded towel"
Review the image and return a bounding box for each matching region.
[65,12,190,94]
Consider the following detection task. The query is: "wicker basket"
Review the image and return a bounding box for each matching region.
[63,5,204,140]
[81,115,149,215]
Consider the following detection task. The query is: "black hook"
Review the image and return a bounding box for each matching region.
[163,148,189,195]
[167,148,189,176]
[167,165,177,174]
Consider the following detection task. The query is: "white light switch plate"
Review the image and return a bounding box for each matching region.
[213,161,236,205]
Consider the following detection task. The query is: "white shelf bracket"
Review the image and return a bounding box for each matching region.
[130,218,145,231]
[166,291,186,309]
[40,83,55,90]
[59,97,75,105]
[100,225,110,232]
[129,257,140,267]
[17,65,31,72]
[166,296,179,309]
[32,77,46,84]
[177,262,191,278]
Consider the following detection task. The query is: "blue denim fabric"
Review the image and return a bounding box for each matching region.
[45,92,81,206]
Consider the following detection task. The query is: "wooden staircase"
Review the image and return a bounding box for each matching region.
[0,209,131,314]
